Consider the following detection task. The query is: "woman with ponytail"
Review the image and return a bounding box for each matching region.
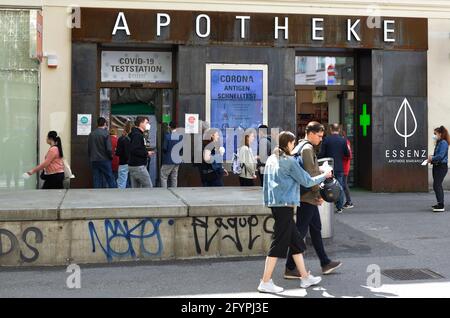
[258,131,332,294]
[428,126,449,212]
[27,131,65,189]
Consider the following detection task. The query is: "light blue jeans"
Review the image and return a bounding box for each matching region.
[117,164,129,189]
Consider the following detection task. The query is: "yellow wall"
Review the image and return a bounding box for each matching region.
[40,6,71,164]
[428,18,450,157]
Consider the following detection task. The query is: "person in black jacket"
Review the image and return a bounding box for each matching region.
[128,117,154,188]
[318,124,350,213]
[115,121,132,189]
[88,117,117,188]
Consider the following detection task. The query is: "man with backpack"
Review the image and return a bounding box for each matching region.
[284,121,342,279]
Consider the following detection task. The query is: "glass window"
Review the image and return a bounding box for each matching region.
[0,10,39,190]
[295,56,354,86]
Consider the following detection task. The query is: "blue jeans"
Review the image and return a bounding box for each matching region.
[334,172,345,210]
[91,160,117,189]
[433,165,448,204]
[117,164,129,189]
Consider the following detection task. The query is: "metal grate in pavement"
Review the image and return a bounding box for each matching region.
[382,268,445,281]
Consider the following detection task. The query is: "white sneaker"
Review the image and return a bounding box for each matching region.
[300,274,322,288]
[257,279,284,293]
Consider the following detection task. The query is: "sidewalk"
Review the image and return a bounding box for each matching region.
[1,189,450,297]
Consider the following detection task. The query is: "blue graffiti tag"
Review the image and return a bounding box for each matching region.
[88,218,164,262]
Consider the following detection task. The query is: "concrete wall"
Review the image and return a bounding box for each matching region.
[0,188,279,266]
[428,18,450,190]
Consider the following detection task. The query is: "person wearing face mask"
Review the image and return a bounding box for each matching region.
[128,116,154,188]
[88,117,117,188]
[428,126,450,212]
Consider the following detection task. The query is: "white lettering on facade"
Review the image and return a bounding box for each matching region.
[112,12,130,35]
[108,13,398,43]
[157,13,171,36]
[196,14,211,38]
[384,20,395,42]
[312,18,324,41]
[236,16,250,39]
[274,17,288,40]
[347,19,361,41]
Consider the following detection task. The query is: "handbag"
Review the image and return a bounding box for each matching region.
[40,170,49,180]
[63,159,75,179]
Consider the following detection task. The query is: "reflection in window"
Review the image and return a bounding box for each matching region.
[0,10,39,190]
[295,56,354,86]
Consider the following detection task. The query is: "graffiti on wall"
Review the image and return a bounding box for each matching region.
[88,218,172,262]
[192,215,274,254]
[0,227,43,263]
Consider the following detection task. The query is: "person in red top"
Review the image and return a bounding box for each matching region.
[27,131,65,189]
[110,128,120,182]
[342,130,354,209]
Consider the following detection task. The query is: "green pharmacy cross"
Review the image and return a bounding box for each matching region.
[360,103,371,137]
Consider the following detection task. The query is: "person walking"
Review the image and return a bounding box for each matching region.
[342,130,354,209]
[160,121,183,188]
[26,131,65,189]
[238,131,257,186]
[88,117,117,188]
[258,131,332,294]
[200,128,228,187]
[284,122,342,279]
[115,121,132,189]
[428,126,449,212]
[318,123,350,213]
[110,128,120,182]
[128,117,154,188]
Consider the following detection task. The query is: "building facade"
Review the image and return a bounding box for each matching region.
[1,0,450,191]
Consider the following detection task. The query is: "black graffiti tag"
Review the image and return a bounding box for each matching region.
[0,227,43,263]
[192,215,265,254]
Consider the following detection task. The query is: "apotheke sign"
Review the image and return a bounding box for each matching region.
[111,11,397,42]
[101,51,172,83]
[73,9,428,50]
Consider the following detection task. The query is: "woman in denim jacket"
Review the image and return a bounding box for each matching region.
[428,126,449,212]
[258,131,332,293]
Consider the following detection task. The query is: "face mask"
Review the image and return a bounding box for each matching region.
[145,123,151,131]
[432,135,438,141]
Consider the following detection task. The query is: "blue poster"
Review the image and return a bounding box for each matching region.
[210,70,264,132]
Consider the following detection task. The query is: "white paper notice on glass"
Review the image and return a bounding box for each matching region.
[185,114,199,134]
[421,159,429,166]
[77,114,92,136]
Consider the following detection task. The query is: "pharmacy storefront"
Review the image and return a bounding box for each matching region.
[71,8,428,191]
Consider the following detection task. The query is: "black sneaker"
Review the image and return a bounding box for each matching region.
[433,204,445,212]
[335,208,343,214]
[322,260,342,275]
[432,204,440,209]
[284,268,301,280]
[343,202,354,209]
